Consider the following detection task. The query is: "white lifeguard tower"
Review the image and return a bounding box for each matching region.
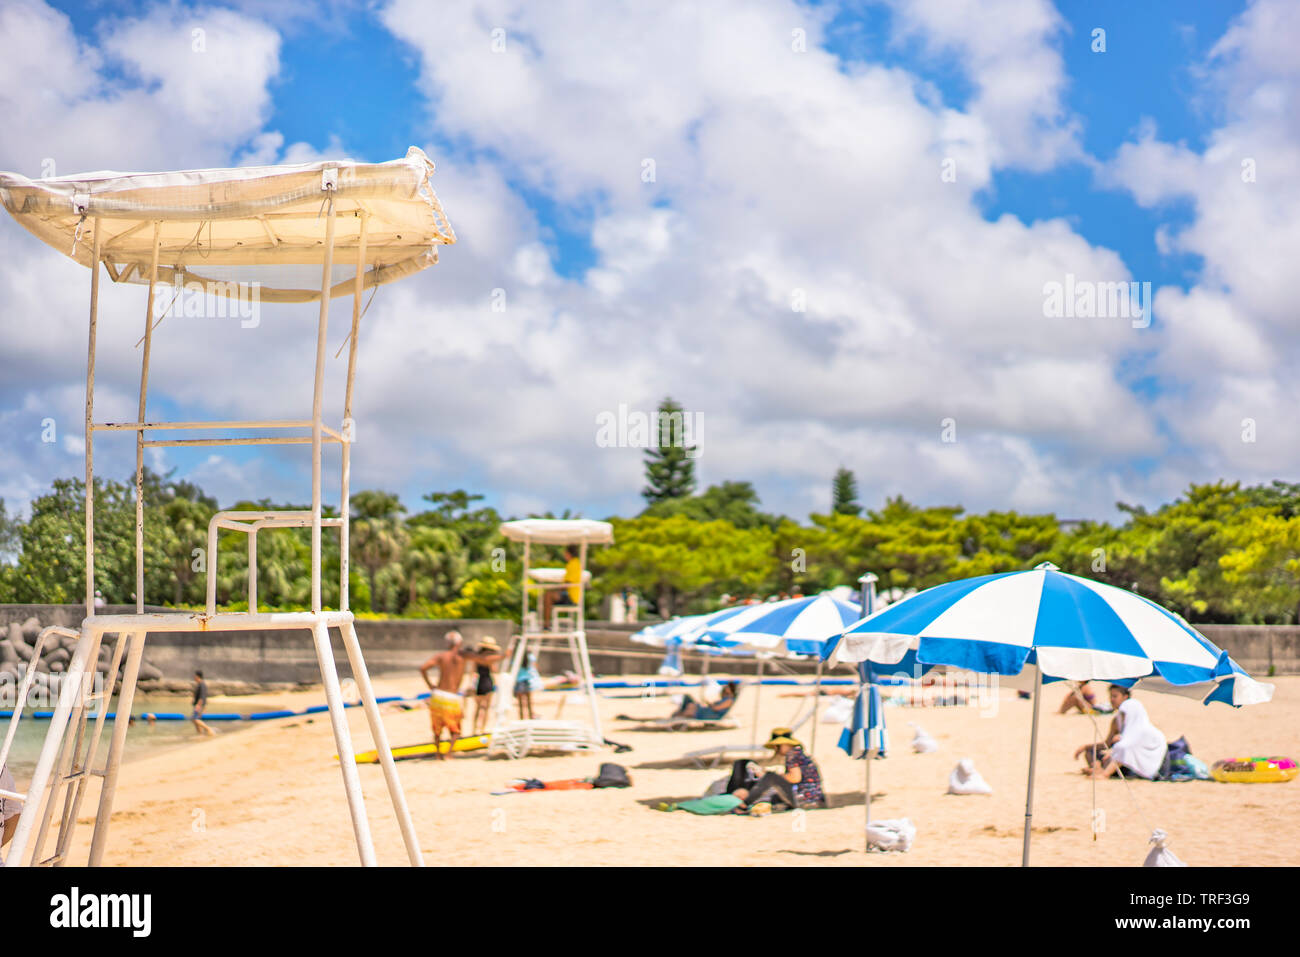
[490,519,612,757]
[0,148,455,866]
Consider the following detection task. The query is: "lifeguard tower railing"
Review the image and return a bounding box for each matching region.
[0,148,454,866]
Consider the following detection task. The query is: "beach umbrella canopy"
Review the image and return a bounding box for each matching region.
[697,593,864,657]
[825,563,1272,707]
[821,562,1273,864]
[629,605,752,650]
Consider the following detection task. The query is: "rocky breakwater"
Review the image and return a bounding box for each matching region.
[0,616,165,701]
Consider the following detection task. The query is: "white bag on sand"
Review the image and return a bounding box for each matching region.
[910,723,938,753]
[947,758,992,795]
[1143,829,1187,867]
[822,696,853,724]
[866,818,916,852]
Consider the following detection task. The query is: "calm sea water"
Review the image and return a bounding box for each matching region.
[3,696,254,779]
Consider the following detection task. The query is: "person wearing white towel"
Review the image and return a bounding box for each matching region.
[1075,685,1167,780]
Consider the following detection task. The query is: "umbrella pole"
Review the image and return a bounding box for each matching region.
[864,738,872,853]
[750,656,764,750]
[1021,665,1043,867]
[810,658,822,755]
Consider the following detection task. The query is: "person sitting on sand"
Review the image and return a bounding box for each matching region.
[728,728,826,813]
[419,631,496,759]
[1059,681,1098,715]
[1074,685,1167,780]
[671,681,739,721]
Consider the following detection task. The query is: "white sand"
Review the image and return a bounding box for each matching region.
[46,674,1300,866]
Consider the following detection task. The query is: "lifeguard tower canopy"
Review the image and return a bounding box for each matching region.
[0,146,454,302]
[499,518,614,545]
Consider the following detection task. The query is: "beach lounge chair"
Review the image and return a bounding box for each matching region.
[678,698,818,768]
[682,741,770,768]
[488,720,604,759]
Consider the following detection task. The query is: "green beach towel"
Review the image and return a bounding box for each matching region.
[672,794,743,815]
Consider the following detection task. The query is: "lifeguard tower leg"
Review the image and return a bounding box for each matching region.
[340,619,424,866]
[52,628,128,865]
[312,621,376,865]
[89,629,146,865]
[575,631,603,740]
[9,625,99,866]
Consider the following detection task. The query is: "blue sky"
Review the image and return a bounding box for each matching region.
[2,0,1296,523]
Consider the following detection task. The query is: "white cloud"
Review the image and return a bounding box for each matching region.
[1104,0,1300,490]
[881,0,1081,170]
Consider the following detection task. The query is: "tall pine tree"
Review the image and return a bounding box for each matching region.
[832,466,862,516]
[642,396,697,505]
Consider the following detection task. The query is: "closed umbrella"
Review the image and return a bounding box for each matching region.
[824,562,1273,865]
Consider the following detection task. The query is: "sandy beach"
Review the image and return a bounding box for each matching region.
[51,674,1300,867]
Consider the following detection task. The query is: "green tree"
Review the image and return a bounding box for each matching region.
[831,467,861,517]
[642,481,776,530]
[150,495,214,606]
[403,525,468,608]
[350,491,409,614]
[0,498,20,565]
[1219,510,1300,623]
[593,514,773,616]
[641,396,697,505]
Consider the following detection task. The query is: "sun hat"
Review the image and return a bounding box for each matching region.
[765,727,802,749]
[478,636,501,652]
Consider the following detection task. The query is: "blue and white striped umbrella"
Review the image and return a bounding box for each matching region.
[629,605,751,650]
[824,563,1272,707]
[698,594,864,657]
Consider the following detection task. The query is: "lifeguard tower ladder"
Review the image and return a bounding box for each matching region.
[490,519,612,757]
[0,148,455,866]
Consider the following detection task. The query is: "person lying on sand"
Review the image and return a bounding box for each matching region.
[1073,685,1167,780]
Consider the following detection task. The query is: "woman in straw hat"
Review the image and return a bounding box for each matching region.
[728,728,827,815]
[470,636,505,734]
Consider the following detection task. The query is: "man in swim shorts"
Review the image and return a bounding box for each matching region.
[419,631,496,759]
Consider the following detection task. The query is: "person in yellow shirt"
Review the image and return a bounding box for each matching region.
[563,546,582,604]
[542,546,583,628]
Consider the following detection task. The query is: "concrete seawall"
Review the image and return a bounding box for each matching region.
[2,606,1296,691]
